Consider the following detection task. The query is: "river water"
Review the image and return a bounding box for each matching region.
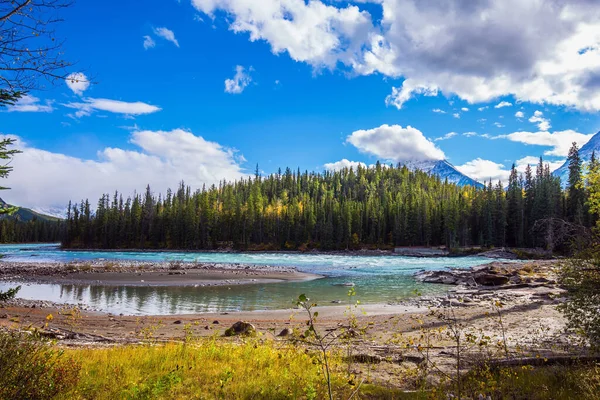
[0,243,505,315]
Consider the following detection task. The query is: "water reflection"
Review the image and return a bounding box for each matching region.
[1,275,444,315]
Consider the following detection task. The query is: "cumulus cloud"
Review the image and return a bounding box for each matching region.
[528,110,551,131]
[324,159,366,171]
[385,83,437,109]
[143,35,156,49]
[514,155,565,173]
[193,0,600,111]
[64,98,161,118]
[432,108,446,114]
[153,27,179,47]
[515,111,524,118]
[461,107,469,112]
[502,129,594,157]
[346,124,445,162]
[224,65,253,94]
[192,0,374,69]
[456,158,510,184]
[456,155,566,185]
[6,95,53,113]
[1,129,246,210]
[435,132,457,141]
[495,101,513,109]
[65,72,90,95]
[463,131,477,137]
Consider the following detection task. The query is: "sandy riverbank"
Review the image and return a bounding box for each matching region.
[0,259,574,389]
[0,260,321,287]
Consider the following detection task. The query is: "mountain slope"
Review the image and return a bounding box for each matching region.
[0,198,61,222]
[553,130,600,187]
[404,159,485,188]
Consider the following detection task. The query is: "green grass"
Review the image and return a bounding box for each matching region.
[59,339,378,400]
[2,330,599,399]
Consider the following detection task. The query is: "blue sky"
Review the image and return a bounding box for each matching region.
[3,0,600,212]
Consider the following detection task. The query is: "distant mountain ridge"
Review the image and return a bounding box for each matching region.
[404,159,484,188]
[0,198,61,222]
[552,130,600,187]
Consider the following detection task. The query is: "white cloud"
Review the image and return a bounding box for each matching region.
[494,122,505,128]
[324,159,366,171]
[515,111,524,118]
[6,95,53,113]
[193,0,600,112]
[456,158,510,183]
[461,107,469,112]
[385,83,437,109]
[514,155,565,173]
[432,108,446,114]
[528,110,551,131]
[64,98,161,118]
[503,129,593,157]
[456,155,566,185]
[224,65,253,94]
[1,129,246,210]
[435,132,457,141]
[478,106,488,111]
[346,124,445,162]
[143,35,156,50]
[494,101,513,108]
[65,72,90,95]
[453,112,460,119]
[192,0,374,70]
[153,27,180,47]
[463,131,477,137]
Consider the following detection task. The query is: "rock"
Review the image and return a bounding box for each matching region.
[477,248,518,260]
[173,320,182,325]
[414,270,464,285]
[474,274,510,286]
[0,314,8,319]
[224,321,256,337]
[277,328,292,337]
[346,354,383,364]
[212,320,219,324]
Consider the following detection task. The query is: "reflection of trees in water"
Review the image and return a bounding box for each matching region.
[51,278,434,314]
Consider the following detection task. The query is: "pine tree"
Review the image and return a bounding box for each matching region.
[567,142,585,225]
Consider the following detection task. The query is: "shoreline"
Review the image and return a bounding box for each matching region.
[7,242,555,260]
[0,260,322,287]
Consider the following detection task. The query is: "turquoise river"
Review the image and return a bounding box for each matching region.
[0,244,509,315]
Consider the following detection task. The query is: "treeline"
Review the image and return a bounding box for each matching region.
[0,218,64,244]
[63,144,597,252]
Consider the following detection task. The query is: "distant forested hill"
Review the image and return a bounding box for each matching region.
[63,157,596,252]
[0,198,63,243]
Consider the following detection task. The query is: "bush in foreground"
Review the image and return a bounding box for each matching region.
[0,331,80,400]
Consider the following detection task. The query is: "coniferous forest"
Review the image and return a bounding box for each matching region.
[61,144,598,252]
[0,219,63,244]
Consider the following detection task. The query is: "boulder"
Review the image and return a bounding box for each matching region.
[224,321,256,337]
[277,328,292,337]
[474,273,510,286]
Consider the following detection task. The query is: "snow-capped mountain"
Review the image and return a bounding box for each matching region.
[553,130,600,188]
[29,206,68,220]
[403,159,484,188]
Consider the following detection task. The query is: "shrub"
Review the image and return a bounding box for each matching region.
[559,252,600,347]
[0,331,80,400]
[0,286,20,302]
